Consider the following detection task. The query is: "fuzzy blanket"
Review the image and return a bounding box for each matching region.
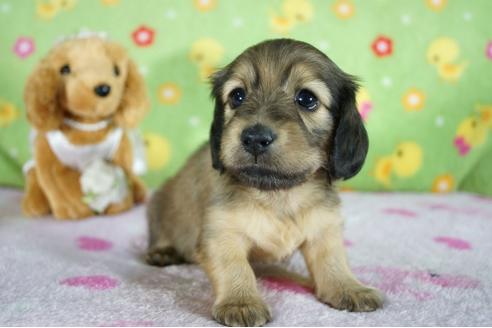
[1,188,491,326]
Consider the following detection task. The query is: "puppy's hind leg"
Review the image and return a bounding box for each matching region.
[146,245,187,267]
[145,192,187,267]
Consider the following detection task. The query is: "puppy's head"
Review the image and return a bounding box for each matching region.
[24,37,148,130]
[210,39,368,190]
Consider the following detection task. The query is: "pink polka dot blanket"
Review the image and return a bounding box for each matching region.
[0,188,491,326]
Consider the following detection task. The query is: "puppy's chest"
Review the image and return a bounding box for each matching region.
[243,208,306,262]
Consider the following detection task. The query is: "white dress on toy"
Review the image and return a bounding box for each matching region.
[24,119,147,213]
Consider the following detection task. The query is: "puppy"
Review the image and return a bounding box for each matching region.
[147,39,382,326]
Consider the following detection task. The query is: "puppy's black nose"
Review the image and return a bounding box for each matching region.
[241,124,277,156]
[94,84,111,97]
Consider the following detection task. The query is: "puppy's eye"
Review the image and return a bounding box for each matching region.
[60,64,71,75]
[113,65,120,77]
[295,89,319,111]
[229,88,246,109]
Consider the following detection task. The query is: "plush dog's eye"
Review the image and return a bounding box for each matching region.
[60,64,71,75]
[229,88,246,109]
[113,65,120,77]
[295,89,319,111]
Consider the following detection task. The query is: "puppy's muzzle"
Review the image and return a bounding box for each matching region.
[241,124,277,156]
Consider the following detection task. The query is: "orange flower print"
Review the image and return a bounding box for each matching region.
[402,88,425,111]
[426,0,447,12]
[432,174,454,193]
[194,0,217,12]
[132,26,155,47]
[331,0,354,20]
[371,36,393,57]
[101,0,120,5]
[0,99,20,127]
[158,83,181,105]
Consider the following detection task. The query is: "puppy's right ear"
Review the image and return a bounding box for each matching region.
[328,77,369,181]
[24,59,63,131]
[209,67,229,173]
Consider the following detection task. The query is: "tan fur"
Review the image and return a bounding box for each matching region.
[147,40,381,326]
[22,37,149,220]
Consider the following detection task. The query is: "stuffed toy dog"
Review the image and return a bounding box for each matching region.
[22,34,149,220]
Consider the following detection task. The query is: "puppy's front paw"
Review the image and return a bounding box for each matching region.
[319,284,383,312]
[213,297,271,327]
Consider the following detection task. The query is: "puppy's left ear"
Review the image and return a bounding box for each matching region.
[107,43,149,128]
[328,77,369,181]
[209,68,229,173]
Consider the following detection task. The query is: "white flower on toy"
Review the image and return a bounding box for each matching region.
[80,159,128,213]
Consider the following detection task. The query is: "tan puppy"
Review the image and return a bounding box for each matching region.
[147,39,382,326]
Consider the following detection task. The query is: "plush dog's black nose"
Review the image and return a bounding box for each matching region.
[94,84,111,97]
[241,124,277,156]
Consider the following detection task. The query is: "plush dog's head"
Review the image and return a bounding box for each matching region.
[24,37,148,130]
[210,39,368,190]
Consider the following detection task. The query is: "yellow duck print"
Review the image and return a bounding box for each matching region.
[374,142,423,187]
[143,133,171,171]
[0,99,19,127]
[427,37,467,83]
[37,0,76,20]
[193,0,217,12]
[454,105,492,156]
[270,0,314,34]
[189,38,224,81]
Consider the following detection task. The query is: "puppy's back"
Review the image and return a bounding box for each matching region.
[147,143,214,262]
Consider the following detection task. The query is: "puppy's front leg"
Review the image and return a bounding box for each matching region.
[199,227,271,326]
[301,210,383,312]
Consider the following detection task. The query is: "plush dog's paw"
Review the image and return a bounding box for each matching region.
[132,178,147,203]
[52,202,92,220]
[22,194,50,217]
[319,284,383,312]
[212,298,272,327]
[145,246,186,266]
[105,196,133,215]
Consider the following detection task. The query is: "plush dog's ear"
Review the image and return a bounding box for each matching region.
[209,68,229,173]
[24,59,63,131]
[328,77,369,181]
[109,43,149,128]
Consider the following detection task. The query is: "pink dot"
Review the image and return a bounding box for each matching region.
[13,36,35,59]
[60,275,119,290]
[358,101,373,121]
[382,208,417,218]
[77,236,112,251]
[261,277,313,295]
[454,136,470,156]
[344,239,353,247]
[486,41,492,60]
[434,236,471,250]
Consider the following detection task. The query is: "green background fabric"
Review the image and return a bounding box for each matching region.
[0,0,491,194]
